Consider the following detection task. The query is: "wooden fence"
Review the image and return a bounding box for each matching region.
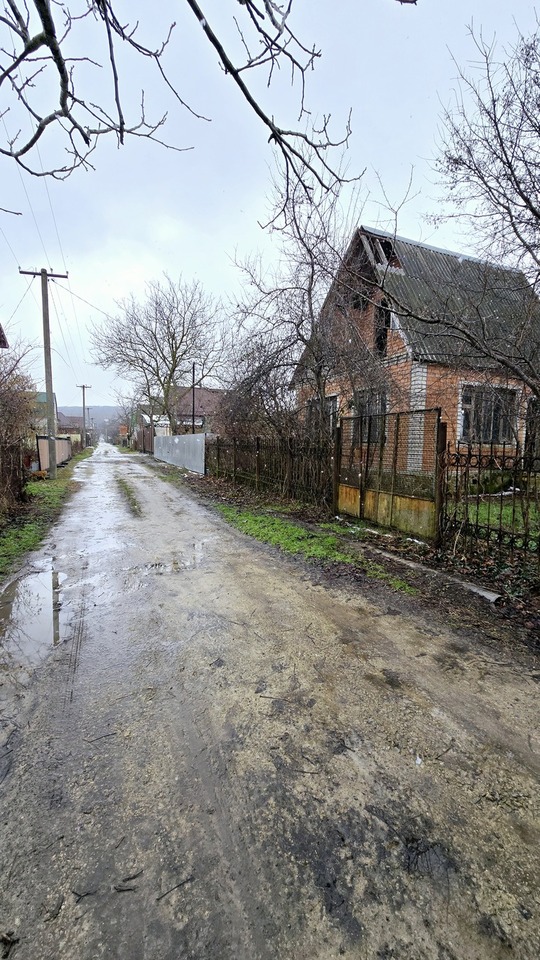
[205,435,333,505]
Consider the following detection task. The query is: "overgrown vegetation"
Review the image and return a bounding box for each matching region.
[115,476,142,516]
[0,448,94,581]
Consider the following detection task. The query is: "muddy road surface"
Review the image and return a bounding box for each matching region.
[0,443,539,959]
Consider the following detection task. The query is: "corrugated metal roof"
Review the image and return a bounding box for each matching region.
[358,227,540,367]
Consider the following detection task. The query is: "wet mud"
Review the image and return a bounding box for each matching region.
[0,443,539,959]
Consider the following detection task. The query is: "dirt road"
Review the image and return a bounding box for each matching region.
[0,443,538,959]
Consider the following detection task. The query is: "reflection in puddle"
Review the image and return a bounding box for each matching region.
[0,560,66,668]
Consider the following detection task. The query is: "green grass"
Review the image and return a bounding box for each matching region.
[116,476,142,516]
[0,448,94,581]
[218,506,354,563]
[452,498,540,540]
[216,505,417,594]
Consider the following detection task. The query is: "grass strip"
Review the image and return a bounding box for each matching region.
[0,448,94,582]
[216,505,417,594]
[116,476,142,516]
[217,506,354,563]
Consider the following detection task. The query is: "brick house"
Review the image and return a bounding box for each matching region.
[170,386,225,434]
[296,226,540,455]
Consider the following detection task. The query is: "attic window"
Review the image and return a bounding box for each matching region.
[375,301,391,356]
[368,235,401,268]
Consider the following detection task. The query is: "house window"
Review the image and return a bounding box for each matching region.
[461,386,517,444]
[308,395,338,434]
[375,301,391,357]
[352,390,386,444]
[351,291,368,312]
[367,235,401,268]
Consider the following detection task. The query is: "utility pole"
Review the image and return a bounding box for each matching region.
[77,385,91,448]
[192,362,196,435]
[20,267,68,479]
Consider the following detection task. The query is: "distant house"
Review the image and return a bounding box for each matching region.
[296,226,540,453]
[0,323,8,349]
[32,391,58,435]
[57,411,84,445]
[171,386,225,434]
[132,387,225,452]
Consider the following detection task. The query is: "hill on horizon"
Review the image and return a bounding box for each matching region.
[59,405,121,424]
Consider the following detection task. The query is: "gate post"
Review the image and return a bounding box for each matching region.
[332,424,342,515]
[255,436,261,491]
[434,411,447,547]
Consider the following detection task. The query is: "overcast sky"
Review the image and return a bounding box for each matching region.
[1,0,538,410]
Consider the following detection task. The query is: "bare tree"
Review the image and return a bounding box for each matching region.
[231,166,390,441]
[436,24,540,279]
[0,342,35,511]
[221,330,300,438]
[91,275,223,433]
[360,23,540,401]
[0,1,415,190]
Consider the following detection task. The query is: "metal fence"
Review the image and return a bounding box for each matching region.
[205,435,334,505]
[442,442,540,565]
[204,415,540,569]
[338,409,443,539]
[340,408,442,497]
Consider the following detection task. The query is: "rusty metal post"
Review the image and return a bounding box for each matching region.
[434,410,447,547]
[255,436,260,491]
[388,412,401,529]
[332,424,341,515]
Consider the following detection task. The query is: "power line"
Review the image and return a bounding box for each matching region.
[50,280,116,320]
[49,282,82,380]
[36,142,88,363]
[0,223,21,268]
[5,277,35,325]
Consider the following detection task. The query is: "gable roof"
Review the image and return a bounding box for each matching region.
[57,411,84,430]
[353,226,540,368]
[172,386,225,417]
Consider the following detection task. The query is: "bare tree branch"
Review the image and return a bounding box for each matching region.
[0,1,415,187]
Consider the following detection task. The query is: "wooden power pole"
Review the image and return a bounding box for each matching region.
[77,385,92,448]
[20,267,68,479]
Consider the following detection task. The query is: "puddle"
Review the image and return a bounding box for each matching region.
[129,545,207,576]
[0,559,67,670]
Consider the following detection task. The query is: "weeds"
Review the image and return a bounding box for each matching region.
[116,476,142,516]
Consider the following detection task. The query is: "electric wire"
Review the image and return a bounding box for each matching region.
[49,282,81,380]
[0,222,21,268]
[3,112,85,382]
[50,280,116,320]
[5,277,35,325]
[36,142,87,369]
[2,120,52,269]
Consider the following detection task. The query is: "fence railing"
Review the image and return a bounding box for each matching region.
[203,417,540,570]
[205,435,334,505]
[442,443,540,565]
